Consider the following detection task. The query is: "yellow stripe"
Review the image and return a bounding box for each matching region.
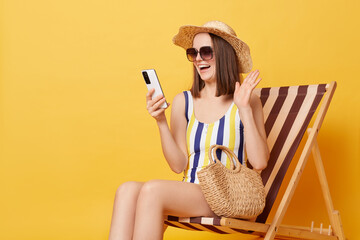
[183,161,190,182]
[202,123,215,168]
[186,113,195,151]
[228,103,237,151]
[226,104,238,168]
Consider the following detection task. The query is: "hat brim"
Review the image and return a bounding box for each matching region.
[173,25,252,73]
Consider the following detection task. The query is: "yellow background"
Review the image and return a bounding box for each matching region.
[1,0,359,239]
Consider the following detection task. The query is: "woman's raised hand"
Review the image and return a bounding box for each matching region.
[234,70,262,109]
[146,88,169,122]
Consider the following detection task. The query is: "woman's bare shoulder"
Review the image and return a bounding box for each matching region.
[170,92,187,127]
[172,92,186,109]
[170,92,187,120]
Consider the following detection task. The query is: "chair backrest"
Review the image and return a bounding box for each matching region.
[253,83,328,223]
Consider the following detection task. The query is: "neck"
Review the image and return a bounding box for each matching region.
[200,83,217,98]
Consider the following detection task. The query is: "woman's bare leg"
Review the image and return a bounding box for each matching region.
[108,181,144,240]
[133,180,215,240]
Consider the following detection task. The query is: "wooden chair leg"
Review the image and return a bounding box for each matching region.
[310,134,346,240]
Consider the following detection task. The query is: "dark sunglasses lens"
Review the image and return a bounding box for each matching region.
[200,47,213,60]
[186,48,197,62]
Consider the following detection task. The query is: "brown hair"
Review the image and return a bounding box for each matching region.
[190,33,240,98]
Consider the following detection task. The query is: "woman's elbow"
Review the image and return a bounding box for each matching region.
[252,153,269,171]
[171,167,184,174]
[252,161,268,171]
[170,162,186,174]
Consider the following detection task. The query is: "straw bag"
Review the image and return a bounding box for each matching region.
[197,145,266,219]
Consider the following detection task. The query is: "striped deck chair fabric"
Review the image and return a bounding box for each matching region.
[257,83,327,223]
[165,82,344,240]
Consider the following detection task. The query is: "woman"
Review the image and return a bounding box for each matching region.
[108,20,269,240]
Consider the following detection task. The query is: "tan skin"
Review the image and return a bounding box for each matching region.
[108,33,269,240]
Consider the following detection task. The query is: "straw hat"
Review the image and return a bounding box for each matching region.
[173,20,252,73]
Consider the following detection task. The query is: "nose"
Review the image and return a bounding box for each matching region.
[195,51,202,62]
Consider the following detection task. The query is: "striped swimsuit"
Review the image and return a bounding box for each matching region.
[183,91,245,184]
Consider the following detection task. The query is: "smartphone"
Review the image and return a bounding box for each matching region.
[142,69,168,109]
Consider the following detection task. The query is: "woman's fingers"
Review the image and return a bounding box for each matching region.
[253,77,262,87]
[152,97,166,109]
[246,77,262,91]
[243,70,260,87]
[151,108,166,118]
[246,70,259,82]
[234,70,262,109]
[147,96,166,113]
[150,94,165,104]
[252,70,260,82]
[147,90,164,107]
[145,88,168,121]
[146,88,155,101]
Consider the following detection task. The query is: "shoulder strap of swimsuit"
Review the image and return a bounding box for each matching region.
[183,91,193,123]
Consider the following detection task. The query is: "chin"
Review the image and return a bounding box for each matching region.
[197,66,216,82]
[200,73,216,82]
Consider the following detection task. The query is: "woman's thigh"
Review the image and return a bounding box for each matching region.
[139,179,216,217]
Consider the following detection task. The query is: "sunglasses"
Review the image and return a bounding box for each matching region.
[186,46,213,62]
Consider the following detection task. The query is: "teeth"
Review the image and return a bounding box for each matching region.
[199,65,210,69]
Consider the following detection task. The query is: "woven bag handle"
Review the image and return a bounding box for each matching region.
[209,145,241,172]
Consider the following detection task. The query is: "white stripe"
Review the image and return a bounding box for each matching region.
[221,113,230,165]
[234,112,240,160]
[200,217,216,225]
[187,91,193,121]
[189,120,198,156]
[210,122,220,162]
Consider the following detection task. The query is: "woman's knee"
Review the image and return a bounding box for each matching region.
[137,180,164,205]
[115,181,143,202]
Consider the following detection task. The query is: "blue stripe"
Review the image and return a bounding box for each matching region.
[216,116,225,161]
[238,120,244,164]
[190,122,204,183]
[183,91,189,122]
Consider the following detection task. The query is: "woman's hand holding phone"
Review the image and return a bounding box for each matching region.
[142,69,169,122]
[146,88,169,122]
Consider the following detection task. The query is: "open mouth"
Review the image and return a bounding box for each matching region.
[199,64,211,71]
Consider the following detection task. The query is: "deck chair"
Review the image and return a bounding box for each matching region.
[165,82,345,240]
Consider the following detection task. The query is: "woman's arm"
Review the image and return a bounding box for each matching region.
[146,90,188,173]
[234,70,269,170]
[240,94,269,170]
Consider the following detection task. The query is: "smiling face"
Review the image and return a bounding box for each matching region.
[192,33,216,83]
